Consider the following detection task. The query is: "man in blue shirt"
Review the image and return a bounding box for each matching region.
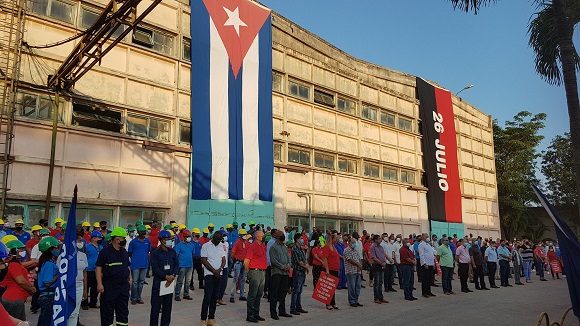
[413,237,422,282]
[0,219,8,240]
[497,240,512,287]
[128,225,151,304]
[189,228,205,291]
[484,241,499,288]
[85,231,103,308]
[174,230,194,301]
[227,223,238,277]
[12,219,31,245]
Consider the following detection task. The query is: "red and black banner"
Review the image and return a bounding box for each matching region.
[416,78,462,223]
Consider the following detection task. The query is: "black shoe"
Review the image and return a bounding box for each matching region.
[77,321,85,326]
[491,285,500,288]
[239,297,247,301]
[263,293,269,299]
[291,311,301,315]
[515,282,524,285]
[361,285,366,288]
[280,313,292,317]
[467,289,473,292]
[143,281,148,285]
[350,303,358,307]
[411,297,418,301]
[482,287,490,290]
[175,297,181,301]
[388,289,397,292]
[246,317,258,323]
[298,308,309,313]
[271,315,279,320]
[199,285,205,289]
[183,296,193,300]
[189,285,195,291]
[506,284,513,287]
[405,297,414,301]
[422,294,430,298]
[461,290,469,293]
[256,316,265,321]
[428,293,436,297]
[230,297,235,303]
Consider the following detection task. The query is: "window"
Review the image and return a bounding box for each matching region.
[363,162,380,178]
[337,97,356,115]
[62,206,113,227]
[287,216,310,232]
[80,7,126,39]
[5,203,56,228]
[272,72,283,92]
[127,114,170,142]
[380,111,396,126]
[401,170,416,184]
[383,166,398,181]
[19,92,64,122]
[313,89,335,108]
[339,221,358,235]
[314,152,335,170]
[288,80,310,100]
[288,147,310,165]
[179,122,191,145]
[132,25,174,56]
[31,0,74,24]
[338,156,358,174]
[274,143,282,162]
[72,102,122,132]
[120,208,165,227]
[361,105,377,121]
[398,117,413,132]
[182,37,191,62]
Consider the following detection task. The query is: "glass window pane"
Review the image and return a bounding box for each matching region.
[31,0,49,16]
[183,38,191,61]
[381,112,395,126]
[153,31,174,56]
[298,85,310,99]
[383,166,398,181]
[127,115,148,136]
[80,8,98,29]
[50,0,74,23]
[274,143,282,162]
[272,73,283,92]
[364,163,379,178]
[120,209,142,227]
[314,89,335,107]
[180,123,191,144]
[4,205,25,225]
[21,94,37,117]
[38,98,52,120]
[337,97,356,115]
[398,118,413,132]
[362,106,377,121]
[299,149,310,165]
[142,210,164,225]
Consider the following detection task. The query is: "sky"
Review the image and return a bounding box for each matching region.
[260,0,579,157]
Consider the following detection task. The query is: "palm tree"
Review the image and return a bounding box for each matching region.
[450,0,580,219]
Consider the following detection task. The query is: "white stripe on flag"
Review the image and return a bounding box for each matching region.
[209,20,230,199]
[242,35,260,200]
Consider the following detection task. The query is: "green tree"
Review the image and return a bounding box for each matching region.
[494,111,546,240]
[449,0,580,219]
[542,133,577,206]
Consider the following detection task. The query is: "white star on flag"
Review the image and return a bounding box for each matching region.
[223,6,247,36]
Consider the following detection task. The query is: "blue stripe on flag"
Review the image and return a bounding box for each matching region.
[258,16,273,201]
[228,66,243,200]
[190,0,211,200]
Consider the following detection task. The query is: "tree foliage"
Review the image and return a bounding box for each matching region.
[542,133,578,206]
[494,111,546,239]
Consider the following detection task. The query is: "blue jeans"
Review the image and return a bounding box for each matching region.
[372,265,384,300]
[230,261,246,299]
[535,260,545,279]
[290,270,306,311]
[400,265,414,299]
[346,273,361,305]
[131,268,147,301]
[38,293,55,326]
[523,260,533,281]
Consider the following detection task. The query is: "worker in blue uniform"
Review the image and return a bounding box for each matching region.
[150,230,178,326]
[96,227,130,326]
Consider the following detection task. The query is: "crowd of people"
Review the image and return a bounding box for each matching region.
[0,218,565,326]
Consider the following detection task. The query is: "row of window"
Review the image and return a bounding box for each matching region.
[274,73,415,133]
[275,144,417,185]
[19,92,191,144]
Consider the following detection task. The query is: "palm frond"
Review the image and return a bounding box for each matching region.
[528,5,563,85]
[449,0,497,14]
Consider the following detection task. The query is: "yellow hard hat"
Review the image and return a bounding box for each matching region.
[191,227,201,234]
[208,223,215,228]
[14,219,24,225]
[238,229,247,235]
[0,219,3,225]
[145,225,151,230]
[55,217,65,224]
[168,230,175,236]
[82,222,91,227]
[203,228,210,234]
[93,222,100,227]
[179,224,186,230]
[171,223,178,228]
[31,225,42,232]
[226,224,233,229]
[1,235,18,245]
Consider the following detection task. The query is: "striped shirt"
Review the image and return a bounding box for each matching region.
[520,246,534,261]
[344,246,361,274]
[291,244,307,272]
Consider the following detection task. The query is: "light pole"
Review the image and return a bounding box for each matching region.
[297,193,312,232]
[456,84,474,96]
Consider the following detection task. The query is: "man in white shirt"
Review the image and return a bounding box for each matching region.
[200,232,226,326]
[380,233,396,292]
[418,233,436,298]
[394,235,403,289]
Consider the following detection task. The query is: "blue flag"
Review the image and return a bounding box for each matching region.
[52,185,78,325]
[532,184,580,318]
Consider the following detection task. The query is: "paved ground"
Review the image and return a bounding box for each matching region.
[26,272,573,326]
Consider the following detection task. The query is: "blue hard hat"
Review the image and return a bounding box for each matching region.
[159,230,172,239]
[0,242,9,260]
[91,231,103,238]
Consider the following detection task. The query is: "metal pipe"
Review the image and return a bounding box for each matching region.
[44,91,59,220]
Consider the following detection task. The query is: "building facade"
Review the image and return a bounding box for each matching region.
[6,0,500,238]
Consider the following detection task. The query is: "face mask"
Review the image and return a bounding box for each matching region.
[185,237,192,243]
[97,240,103,245]
[138,232,146,237]
[350,242,356,248]
[165,240,174,248]
[101,226,107,230]
[338,238,343,244]
[248,239,254,244]
[0,226,3,230]
[76,242,84,249]
[51,249,60,257]
[383,237,388,241]
[119,240,127,247]
[298,239,305,246]
[396,238,401,242]
[223,236,228,242]
[390,239,395,244]
[18,251,27,258]
[15,227,23,231]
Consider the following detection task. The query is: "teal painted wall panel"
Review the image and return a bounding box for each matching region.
[187,199,274,229]
[430,221,464,239]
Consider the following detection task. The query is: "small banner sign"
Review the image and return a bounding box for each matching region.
[312,271,339,305]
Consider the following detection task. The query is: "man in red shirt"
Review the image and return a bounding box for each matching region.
[230,229,250,303]
[200,229,210,245]
[399,238,417,301]
[25,225,42,254]
[244,230,267,323]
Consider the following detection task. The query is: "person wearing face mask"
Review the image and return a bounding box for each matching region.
[335,233,347,290]
[380,234,396,293]
[189,228,204,291]
[497,240,512,287]
[399,237,417,301]
[96,227,131,326]
[267,230,292,320]
[290,233,309,314]
[343,235,363,307]
[85,231,103,309]
[0,241,29,326]
[200,231,226,326]
[216,230,230,306]
[546,245,561,279]
[11,220,30,247]
[393,235,403,288]
[25,225,42,257]
[98,221,110,238]
[519,240,534,282]
[244,230,267,323]
[437,236,455,295]
[173,229,194,301]
[35,236,61,326]
[0,239,36,321]
[418,233,436,298]
[230,229,250,303]
[0,219,8,240]
[125,226,136,249]
[533,243,548,281]
[369,234,388,304]
[68,229,89,326]
[484,241,499,288]
[149,230,178,326]
[511,241,524,285]
[50,218,65,238]
[128,225,151,305]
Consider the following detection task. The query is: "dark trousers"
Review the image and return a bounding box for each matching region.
[458,263,469,291]
[87,271,99,306]
[372,265,384,300]
[421,265,434,295]
[150,282,173,326]
[312,265,322,287]
[100,285,129,326]
[30,278,39,311]
[269,274,289,316]
[264,267,271,296]
[37,294,54,326]
[384,264,395,291]
[247,269,265,319]
[442,266,454,293]
[395,263,402,287]
[416,258,422,282]
[499,260,510,285]
[218,266,228,299]
[190,256,204,289]
[535,259,546,279]
[474,264,487,289]
[400,265,414,299]
[487,262,497,287]
[201,275,220,321]
[329,270,339,306]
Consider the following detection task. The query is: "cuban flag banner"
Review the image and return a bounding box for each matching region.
[190,0,273,201]
[52,185,78,325]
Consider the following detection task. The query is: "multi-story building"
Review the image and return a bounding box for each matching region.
[4,0,500,238]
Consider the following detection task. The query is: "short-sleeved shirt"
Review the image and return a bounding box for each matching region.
[174,241,195,268]
[38,261,59,292]
[469,245,484,266]
[201,242,225,276]
[128,237,151,269]
[86,243,101,271]
[437,244,454,267]
[30,243,41,260]
[311,246,322,266]
[246,241,267,270]
[399,246,415,265]
[343,246,361,274]
[370,243,386,265]
[456,245,471,264]
[0,262,31,301]
[381,241,396,265]
[320,245,340,271]
[96,245,130,286]
[25,238,39,252]
[418,241,435,266]
[497,246,510,261]
[76,252,88,287]
[485,246,498,263]
[13,231,31,245]
[232,239,248,261]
